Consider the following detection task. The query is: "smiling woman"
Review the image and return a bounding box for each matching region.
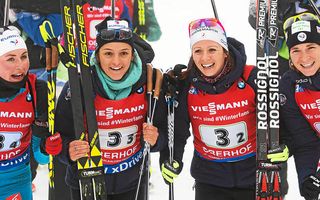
[280,12,320,200]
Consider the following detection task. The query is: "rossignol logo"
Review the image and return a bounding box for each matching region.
[97,104,145,119]
[0,111,32,118]
[268,54,280,129]
[268,0,278,47]
[256,0,267,48]
[256,54,268,130]
[191,100,249,115]
[300,99,320,111]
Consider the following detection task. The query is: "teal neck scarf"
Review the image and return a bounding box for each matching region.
[92,50,142,100]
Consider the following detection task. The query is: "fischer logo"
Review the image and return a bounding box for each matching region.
[97,104,145,119]
[191,100,249,115]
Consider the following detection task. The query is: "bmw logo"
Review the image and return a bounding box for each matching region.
[26,93,32,102]
[237,81,246,89]
[137,87,144,94]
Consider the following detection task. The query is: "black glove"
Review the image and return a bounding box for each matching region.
[163,64,187,99]
[161,160,183,185]
[302,171,320,200]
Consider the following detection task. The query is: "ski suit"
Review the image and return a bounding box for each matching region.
[280,69,320,194]
[0,74,48,200]
[160,37,259,200]
[55,33,167,199]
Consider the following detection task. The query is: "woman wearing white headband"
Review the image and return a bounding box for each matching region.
[160,18,289,200]
[0,26,62,199]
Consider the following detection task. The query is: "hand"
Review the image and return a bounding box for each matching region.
[69,140,90,161]
[45,133,62,156]
[143,123,158,146]
[163,64,187,98]
[267,144,289,163]
[161,160,183,185]
[302,172,320,200]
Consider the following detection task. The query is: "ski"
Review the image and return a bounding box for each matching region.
[133,0,147,40]
[3,0,10,26]
[60,0,106,199]
[256,0,269,197]
[266,0,282,199]
[256,0,281,199]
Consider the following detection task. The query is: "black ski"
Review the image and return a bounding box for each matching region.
[133,0,147,40]
[256,0,281,199]
[60,0,106,199]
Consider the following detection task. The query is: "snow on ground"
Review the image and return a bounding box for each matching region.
[34,0,304,199]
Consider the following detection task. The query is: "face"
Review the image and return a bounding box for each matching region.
[0,49,29,82]
[192,40,227,77]
[290,43,320,76]
[97,42,133,80]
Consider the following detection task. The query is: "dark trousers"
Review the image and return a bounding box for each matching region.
[71,183,147,200]
[195,181,255,200]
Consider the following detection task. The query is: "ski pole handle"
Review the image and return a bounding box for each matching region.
[153,68,163,100]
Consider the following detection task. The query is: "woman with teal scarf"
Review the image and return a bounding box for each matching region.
[55,16,167,200]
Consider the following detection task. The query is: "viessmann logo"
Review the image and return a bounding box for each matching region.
[190,100,249,115]
[97,104,145,119]
[300,99,320,111]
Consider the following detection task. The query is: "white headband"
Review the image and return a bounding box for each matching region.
[190,26,228,51]
[0,29,27,57]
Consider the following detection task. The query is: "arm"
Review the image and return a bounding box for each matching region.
[280,82,320,190]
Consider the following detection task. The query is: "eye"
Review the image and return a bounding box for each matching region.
[120,51,129,56]
[21,54,28,60]
[208,48,217,53]
[193,49,202,54]
[6,57,15,62]
[104,51,113,57]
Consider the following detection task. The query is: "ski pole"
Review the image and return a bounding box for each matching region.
[111,0,115,18]
[135,63,153,200]
[165,72,175,200]
[39,20,60,200]
[3,0,10,26]
[307,0,320,17]
[135,64,163,200]
[210,0,219,19]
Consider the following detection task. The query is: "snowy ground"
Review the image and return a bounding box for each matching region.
[34,0,304,199]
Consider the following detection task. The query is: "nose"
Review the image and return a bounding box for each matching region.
[112,54,121,66]
[201,51,211,62]
[300,51,311,63]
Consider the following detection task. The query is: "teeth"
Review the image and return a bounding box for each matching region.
[202,63,214,68]
[12,73,23,77]
[301,62,314,68]
[110,66,122,70]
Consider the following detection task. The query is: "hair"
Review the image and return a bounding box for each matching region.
[180,49,235,81]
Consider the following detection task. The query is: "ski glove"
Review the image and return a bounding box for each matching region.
[45,132,62,156]
[267,144,289,163]
[161,160,183,185]
[301,171,320,200]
